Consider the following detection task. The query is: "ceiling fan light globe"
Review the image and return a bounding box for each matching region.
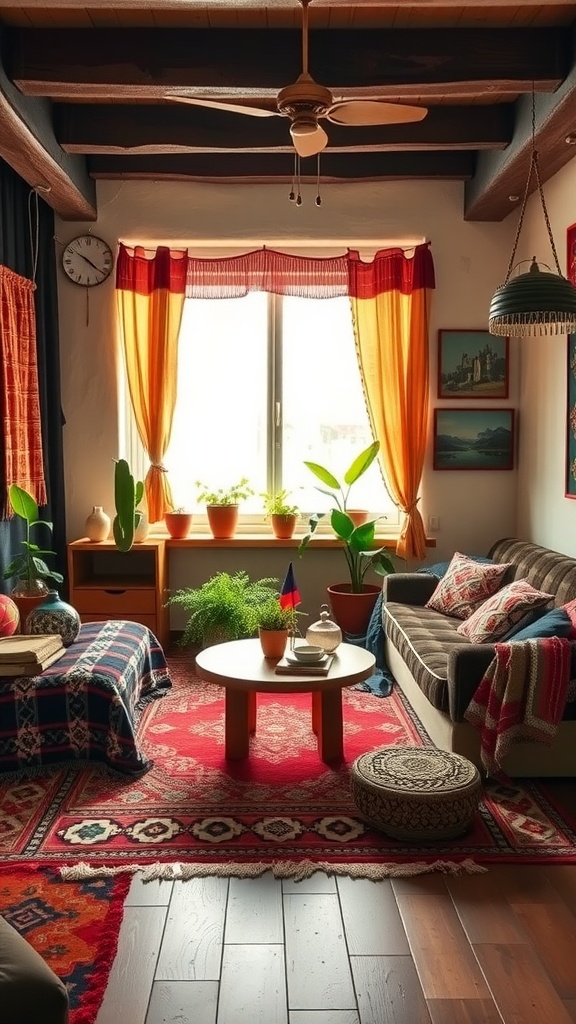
[291,118,320,138]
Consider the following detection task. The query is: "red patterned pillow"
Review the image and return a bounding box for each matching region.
[561,598,576,639]
[457,579,553,643]
[425,552,512,620]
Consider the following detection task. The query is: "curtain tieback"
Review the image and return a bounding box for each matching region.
[399,499,420,515]
[150,463,168,473]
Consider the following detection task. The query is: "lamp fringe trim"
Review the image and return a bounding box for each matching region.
[59,858,487,883]
[489,314,576,337]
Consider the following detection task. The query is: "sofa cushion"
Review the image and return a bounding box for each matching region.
[508,606,573,641]
[417,555,495,579]
[425,551,512,620]
[457,580,553,643]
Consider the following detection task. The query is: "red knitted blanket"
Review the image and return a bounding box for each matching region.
[464,636,572,779]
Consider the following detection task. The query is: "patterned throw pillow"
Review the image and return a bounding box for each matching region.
[457,579,554,643]
[425,551,512,620]
[562,598,576,639]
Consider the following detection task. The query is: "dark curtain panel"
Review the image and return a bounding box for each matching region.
[0,158,66,595]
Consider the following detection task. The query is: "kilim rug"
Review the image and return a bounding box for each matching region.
[0,866,130,1023]
[1,651,575,880]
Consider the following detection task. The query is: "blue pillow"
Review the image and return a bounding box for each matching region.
[508,607,573,642]
[417,555,495,580]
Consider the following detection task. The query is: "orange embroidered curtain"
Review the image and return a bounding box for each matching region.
[0,265,47,516]
[347,244,435,561]
[116,244,187,523]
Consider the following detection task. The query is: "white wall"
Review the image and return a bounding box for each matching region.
[55,177,521,622]
[512,158,576,556]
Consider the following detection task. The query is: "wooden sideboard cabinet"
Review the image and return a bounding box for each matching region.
[67,538,169,647]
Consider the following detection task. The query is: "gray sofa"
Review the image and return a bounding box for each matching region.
[383,537,576,776]
[0,915,69,1024]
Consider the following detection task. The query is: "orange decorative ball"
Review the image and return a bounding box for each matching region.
[0,594,20,637]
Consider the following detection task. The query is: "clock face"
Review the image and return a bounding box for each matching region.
[62,235,114,287]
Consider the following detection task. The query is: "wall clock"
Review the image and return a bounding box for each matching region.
[62,235,114,287]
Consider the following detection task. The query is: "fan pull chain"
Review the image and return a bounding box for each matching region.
[315,153,322,206]
[296,156,302,205]
[289,152,297,202]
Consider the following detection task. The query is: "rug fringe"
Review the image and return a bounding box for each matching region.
[59,857,487,882]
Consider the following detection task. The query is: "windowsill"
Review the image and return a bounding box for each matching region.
[158,532,436,549]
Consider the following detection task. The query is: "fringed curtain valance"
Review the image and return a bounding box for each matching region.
[0,264,47,517]
[348,243,435,561]
[116,242,435,529]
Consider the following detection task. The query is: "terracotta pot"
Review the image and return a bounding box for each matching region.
[326,583,381,638]
[271,513,297,540]
[10,580,51,631]
[347,510,371,528]
[206,504,239,540]
[258,626,288,659]
[164,511,193,539]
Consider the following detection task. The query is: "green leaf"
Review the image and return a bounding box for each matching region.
[331,509,355,542]
[348,520,377,551]
[8,484,38,525]
[303,461,340,491]
[2,556,26,579]
[370,550,396,577]
[343,441,380,487]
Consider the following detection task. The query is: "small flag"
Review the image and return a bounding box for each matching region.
[279,561,301,609]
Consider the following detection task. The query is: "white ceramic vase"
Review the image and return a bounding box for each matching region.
[85,505,111,542]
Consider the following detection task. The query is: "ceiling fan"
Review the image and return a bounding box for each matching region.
[167,0,428,158]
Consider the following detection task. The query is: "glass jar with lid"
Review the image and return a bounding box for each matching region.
[305,603,342,653]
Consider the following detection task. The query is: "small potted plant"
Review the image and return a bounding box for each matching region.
[196,478,254,539]
[261,489,300,540]
[164,506,193,540]
[112,458,146,552]
[166,570,278,649]
[255,596,302,658]
[2,483,64,621]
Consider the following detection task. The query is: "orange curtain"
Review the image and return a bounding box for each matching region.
[115,244,187,523]
[0,265,47,515]
[347,244,435,561]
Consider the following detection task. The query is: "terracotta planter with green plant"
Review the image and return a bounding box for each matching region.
[166,570,279,649]
[164,507,193,539]
[196,478,254,539]
[256,596,302,658]
[2,483,64,621]
[261,489,300,540]
[298,440,396,635]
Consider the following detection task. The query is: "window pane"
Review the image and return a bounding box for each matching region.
[281,296,396,520]
[164,293,268,512]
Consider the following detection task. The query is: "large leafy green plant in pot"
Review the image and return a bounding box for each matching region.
[2,484,64,621]
[298,440,396,636]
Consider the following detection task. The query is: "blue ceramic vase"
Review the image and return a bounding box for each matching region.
[26,590,81,647]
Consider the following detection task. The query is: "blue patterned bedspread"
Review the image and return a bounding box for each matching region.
[0,620,172,775]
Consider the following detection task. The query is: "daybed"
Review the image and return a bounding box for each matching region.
[0,619,171,775]
[383,538,576,776]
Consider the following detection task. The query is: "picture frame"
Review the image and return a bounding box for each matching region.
[437,329,509,399]
[566,334,576,499]
[567,221,576,287]
[433,408,515,471]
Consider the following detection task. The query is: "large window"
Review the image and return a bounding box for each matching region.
[125,291,398,527]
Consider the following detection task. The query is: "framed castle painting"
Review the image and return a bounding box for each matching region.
[437,329,509,399]
[433,408,515,470]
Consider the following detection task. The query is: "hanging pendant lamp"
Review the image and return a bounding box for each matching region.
[488,91,576,338]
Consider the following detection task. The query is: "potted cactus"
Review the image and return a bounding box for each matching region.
[112,459,145,552]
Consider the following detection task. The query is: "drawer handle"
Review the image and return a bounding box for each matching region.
[104,589,127,595]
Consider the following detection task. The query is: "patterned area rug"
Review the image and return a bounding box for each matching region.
[1,651,575,879]
[0,866,130,1023]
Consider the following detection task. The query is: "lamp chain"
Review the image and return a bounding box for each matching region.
[503,88,562,283]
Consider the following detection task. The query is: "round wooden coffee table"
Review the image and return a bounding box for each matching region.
[195,638,376,763]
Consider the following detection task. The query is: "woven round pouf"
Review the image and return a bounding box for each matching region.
[350,746,481,841]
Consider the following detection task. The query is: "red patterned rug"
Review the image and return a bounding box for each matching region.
[0,866,130,1023]
[1,651,575,879]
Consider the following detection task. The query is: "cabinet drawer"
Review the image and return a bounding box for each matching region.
[73,588,157,615]
[79,612,159,632]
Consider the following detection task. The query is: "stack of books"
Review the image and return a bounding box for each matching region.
[275,651,335,676]
[0,634,66,676]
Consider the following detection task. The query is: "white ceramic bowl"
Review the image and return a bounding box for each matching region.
[292,644,325,663]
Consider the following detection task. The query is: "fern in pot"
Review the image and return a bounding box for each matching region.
[167,571,279,649]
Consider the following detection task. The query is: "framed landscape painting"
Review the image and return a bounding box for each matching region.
[433,408,515,470]
[437,329,509,399]
[566,334,576,499]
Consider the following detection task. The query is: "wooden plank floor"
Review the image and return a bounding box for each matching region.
[96,780,576,1024]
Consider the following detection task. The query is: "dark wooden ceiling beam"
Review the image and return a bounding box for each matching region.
[9,27,568,100]
[56,103,512,154]
[0,32,96,221]
[0,0,566,8]
[465,39,576,221]
[88,151,474,180]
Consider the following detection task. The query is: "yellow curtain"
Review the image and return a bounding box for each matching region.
[115,244,186,523]
[348,245,435,561]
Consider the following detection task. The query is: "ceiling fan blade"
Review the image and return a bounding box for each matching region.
[167,95,278,118]
[291,123,328,158]
[326,100,428,127]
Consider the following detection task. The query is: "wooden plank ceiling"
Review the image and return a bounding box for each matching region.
[0,0,575,222]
